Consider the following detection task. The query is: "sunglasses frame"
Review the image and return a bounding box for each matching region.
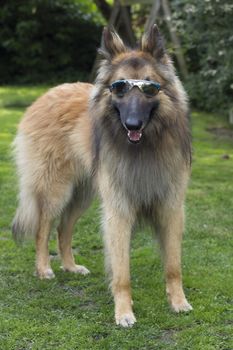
[109,79,161,97]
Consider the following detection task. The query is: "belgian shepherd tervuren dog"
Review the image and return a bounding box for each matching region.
[12,25,192,327]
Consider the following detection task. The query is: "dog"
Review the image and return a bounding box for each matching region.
[12,25,192,327]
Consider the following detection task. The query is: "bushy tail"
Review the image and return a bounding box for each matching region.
[12,191,40,242]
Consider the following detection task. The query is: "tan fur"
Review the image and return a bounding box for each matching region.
[13,82,94,273]
[12,27,192,327]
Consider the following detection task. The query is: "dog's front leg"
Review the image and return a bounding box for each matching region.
[102,202,136,327]
[157,204,193,313]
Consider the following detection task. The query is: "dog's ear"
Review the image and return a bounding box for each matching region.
[141,24,165,60]
[99,27,126,59]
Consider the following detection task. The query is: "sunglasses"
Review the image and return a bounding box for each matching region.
[109,79,161,97]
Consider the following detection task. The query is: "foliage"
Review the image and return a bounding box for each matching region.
[0,0,103,84]
[0,0,232,114]
[123,0,233,115]
[0,86,233,349]
[170,0,233,114]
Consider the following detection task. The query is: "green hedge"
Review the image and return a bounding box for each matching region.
[0,0,103,84]
[170,0,233,114]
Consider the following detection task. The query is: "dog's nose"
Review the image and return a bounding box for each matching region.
[125,118,143,131]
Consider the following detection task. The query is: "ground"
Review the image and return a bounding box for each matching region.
[0,86,233,349]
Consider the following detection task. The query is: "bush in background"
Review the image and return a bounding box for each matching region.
[0,0,103,84]
[0,0,232,115]
[170,0,233,114]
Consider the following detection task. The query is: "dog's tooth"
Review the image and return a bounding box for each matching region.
[127,130,142,142]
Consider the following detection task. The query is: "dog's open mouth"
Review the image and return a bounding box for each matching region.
[127,130,142,143]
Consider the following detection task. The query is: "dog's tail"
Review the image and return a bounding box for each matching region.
[12,190,40,242]
[12,133,40,242]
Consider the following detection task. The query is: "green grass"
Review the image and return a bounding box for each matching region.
[0,86,233,350]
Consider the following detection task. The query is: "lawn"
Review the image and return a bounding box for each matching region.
[0,86,233,350]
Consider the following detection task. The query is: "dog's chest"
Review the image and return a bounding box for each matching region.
[107,152,181,206]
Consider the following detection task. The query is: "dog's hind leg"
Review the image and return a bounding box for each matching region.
[57,188,92,275]
[156,205,193,312]
[36,212,54,279]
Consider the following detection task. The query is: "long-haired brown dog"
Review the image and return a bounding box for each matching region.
[12,25,192,327]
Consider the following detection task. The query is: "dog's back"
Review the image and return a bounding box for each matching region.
[12,82,93,241]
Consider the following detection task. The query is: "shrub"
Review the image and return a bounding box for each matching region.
[0,0,103,84]
[171,0,233,114]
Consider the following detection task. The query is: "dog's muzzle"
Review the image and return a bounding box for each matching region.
[125,118,143,143]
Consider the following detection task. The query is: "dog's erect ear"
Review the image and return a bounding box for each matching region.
[99,27,126,59]
[141,24,165,60]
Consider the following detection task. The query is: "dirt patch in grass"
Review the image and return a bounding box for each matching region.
[206,127,233,140]
[160,329,177,345]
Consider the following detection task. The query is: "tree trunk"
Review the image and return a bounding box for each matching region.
[161,0,188,79]
[93,0,111,21]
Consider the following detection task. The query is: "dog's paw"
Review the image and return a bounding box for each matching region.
[115,312,137,328]
[62,264,90,275]
[36,268,55,280]
[171,298,193,313]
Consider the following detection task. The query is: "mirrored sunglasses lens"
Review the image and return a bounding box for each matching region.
[111,81,128,96]
[141,83,159,96]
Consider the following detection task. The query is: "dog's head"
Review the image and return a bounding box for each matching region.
[93,25,189,147]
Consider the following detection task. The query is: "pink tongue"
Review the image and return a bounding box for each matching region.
[127,130,142,142]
